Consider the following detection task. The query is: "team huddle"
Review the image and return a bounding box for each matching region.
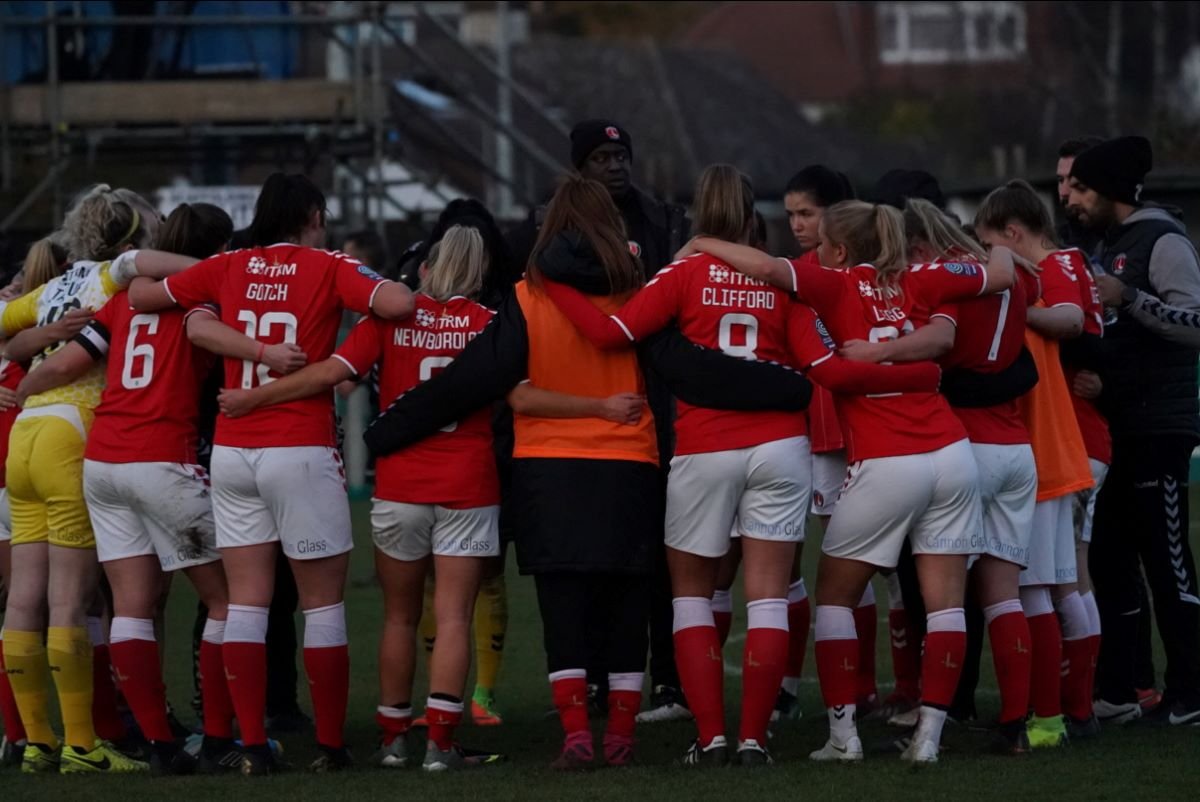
[0,123,1197,778]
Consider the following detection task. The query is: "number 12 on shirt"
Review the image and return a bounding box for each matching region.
[238,310,299,388]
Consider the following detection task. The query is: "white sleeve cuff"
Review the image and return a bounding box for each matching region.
[110,250,142,287]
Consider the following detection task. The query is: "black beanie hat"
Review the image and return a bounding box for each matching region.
[570,119,632,168]
[870,169,945,210]
[1069,135,1153,205]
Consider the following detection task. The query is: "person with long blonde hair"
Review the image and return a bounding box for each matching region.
[216,226,507,771]
[0,185,196,775]
[686,200,1014,763]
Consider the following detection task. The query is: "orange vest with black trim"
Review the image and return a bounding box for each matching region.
[513,281,658,466]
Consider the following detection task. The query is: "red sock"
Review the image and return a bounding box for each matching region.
[815,638,859,709]
[1061,638,1093,721]
[375,706,412,741]
[426,697,463,752]
[304,645,349,749]
[1026,612,1063,718]
[223,641,268,746]
[607,690,640,739]
[1086,634,1102,708]
[853,604,878,701]
[714,611,733,648]
[0,644,27,742]
[109,639,172,742]
[785,596,811,680]
[91,644,127,741]
[987,611,1033,724]
[888,608,921,700]
[550,673,590,736]
[199,639,235,739]
[921,629,966,708]
[673,626,725,746]
[739,620,789,744]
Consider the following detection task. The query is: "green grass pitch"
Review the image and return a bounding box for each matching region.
[6,497,1200,801]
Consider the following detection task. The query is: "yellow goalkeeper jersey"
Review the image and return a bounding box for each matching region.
[0,253,135,411]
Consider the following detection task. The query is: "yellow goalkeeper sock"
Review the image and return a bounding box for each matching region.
[472,574,508,700]
[47,626,95,749]
[2,630,58,748]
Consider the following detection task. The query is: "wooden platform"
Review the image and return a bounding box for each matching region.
[4,79,374,126]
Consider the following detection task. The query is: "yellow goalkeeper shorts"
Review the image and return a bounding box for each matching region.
[7,406,95,549]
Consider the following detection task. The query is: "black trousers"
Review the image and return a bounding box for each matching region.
[1091,436,1200,707]
[536,572,650,676]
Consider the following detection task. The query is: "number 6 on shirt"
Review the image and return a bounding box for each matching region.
[238,310,299,388]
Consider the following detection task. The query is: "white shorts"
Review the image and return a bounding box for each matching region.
[823,439,983,568]
[83,460,219,570]
[811,450,848,515]
[666,436,811,558]
[211,445,352,560]
[0,487,10,542]
[1020,496,1078,586]
[973,443,1038,567]
[1073,459,1109,545]
[371,500,500,561]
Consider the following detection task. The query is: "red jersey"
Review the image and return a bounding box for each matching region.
[334,294,498,508]
[796,248,845,453]
[930,268,1035,446]
[0,359,25,487]
[1046,248,1111,464]
[163,245,389,448]
[609,254,830,455]
[784,258,987,461]
[78,292,217,464]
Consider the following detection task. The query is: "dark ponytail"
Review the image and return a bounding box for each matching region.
[158,203,234,259]
[247,173,327,247]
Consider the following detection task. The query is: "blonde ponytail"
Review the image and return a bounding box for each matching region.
[822,200,909,294]
[419,225,488,302]
[63,184,158,262]
[22,235,69,292]
[904,198,985,262]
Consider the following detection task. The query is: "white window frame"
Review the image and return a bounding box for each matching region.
[877,1,1027,66]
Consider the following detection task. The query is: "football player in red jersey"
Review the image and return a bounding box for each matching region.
[779,166,889,721]
[542,166,941,765]
[13,204,307,774]
[129,174,415,774]
[975,182,1101,743]
[687,200,1016,763]
[217,226,512,772]
[842,199,1040,752]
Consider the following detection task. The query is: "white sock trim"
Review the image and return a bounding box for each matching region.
[673,596,715,633]
[109,616,156,644]
[746,598,788,631]
[378,704,412,719]
[224,604,269,644]
[983,599,1023,626]
[1054,591,1090,641]
[548,668,587,683]
[1080,591,1102,638]
[711,588,733,614]
[787,578,808,605]
[426,696,464,715]
[608,672,643,693]
[202,617,226,645]
[926,608,966,634]
[814,605,856,641]
[87,615,108,646]
[303,601,348,648]
[857,582,876,608]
